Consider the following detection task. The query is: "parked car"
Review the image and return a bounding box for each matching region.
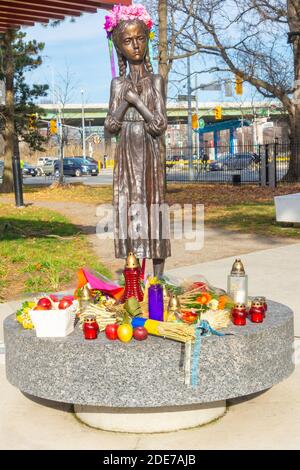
[86,157,98,165]
[209,153,256,171]
[53,158,99,177]
[42,159,59,176]
[170,155,185,161]
[36,156,56,175]
[22,163,37,177]
[0,160,4,179]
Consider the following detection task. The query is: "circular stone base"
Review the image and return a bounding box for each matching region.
[74,401,226,433]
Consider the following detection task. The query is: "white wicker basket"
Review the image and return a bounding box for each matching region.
[29,301,78,337]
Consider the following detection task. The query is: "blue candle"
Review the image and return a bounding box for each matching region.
[148,284,164,321]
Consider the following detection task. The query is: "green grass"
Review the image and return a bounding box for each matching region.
[0,203,111,301]
[205,202,300,238]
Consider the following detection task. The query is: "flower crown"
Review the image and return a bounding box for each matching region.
[104,4,153,38]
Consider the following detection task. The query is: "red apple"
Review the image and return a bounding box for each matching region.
[105,323,119,340]
[58,298,73,310]
[37,297,52,310]
[49,294,59,303]
[133,326,148,341]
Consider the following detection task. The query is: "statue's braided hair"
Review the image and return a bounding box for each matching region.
[112,19,153,77]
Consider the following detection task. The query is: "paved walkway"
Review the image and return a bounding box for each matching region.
[0,363,298,450]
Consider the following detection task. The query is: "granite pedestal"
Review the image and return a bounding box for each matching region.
[4,300,294,432]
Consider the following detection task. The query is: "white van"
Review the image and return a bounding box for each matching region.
[37,157,51,167]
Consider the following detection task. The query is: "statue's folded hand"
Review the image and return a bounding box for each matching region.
[124,89,140,105]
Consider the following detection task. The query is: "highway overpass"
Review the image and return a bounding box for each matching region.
[39,101,285,127]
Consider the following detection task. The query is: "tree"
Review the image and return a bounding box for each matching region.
[143,0,208,182]
[178,0,300,179]
[50,66,80,184]
[144,0,216,92]
[0,30,48,192]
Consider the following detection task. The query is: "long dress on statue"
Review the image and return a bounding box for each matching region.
[104,72,171,260]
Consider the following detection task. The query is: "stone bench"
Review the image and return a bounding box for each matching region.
[274,193,300,223]
[3,299,294,433]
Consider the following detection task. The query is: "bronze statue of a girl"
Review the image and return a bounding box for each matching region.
[104,5,171,278]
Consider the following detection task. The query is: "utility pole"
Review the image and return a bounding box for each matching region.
[158,0,168,188]
[240,108,245,148]
[58,106,64,184]
[81,89,86,160]
[194,74,200,159]
[187,56,194,180]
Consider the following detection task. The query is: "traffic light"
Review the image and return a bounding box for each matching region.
[49,119,58,135]
[214,106,222,120]
[191,114,198,129]
[235,75,243,95]
[28,114,37,131]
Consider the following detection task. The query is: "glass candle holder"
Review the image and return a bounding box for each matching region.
[148,283,164,322]
[227,258,248,304]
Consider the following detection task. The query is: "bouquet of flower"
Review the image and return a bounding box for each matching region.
[178,281,234,326]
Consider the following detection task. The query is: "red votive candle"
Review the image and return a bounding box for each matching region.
[233,314,247,326]
[231,303,247,326]
[256,297,267,317]
[250,311,264,323]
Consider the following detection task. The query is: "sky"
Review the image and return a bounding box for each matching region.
[23,9,266,106]
[24,11,112,104]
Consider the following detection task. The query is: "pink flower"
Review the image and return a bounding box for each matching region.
[103,4,153,36]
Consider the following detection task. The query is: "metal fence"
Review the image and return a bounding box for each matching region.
[165,142,299,186]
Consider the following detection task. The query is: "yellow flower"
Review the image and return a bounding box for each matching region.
[149,276,160,285]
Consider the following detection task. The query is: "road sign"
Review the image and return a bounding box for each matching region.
[199,81,222,91]
[198,118,205,129]
[224,81,233,97]
[258,108,268,117]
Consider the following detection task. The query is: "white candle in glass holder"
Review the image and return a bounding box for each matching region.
[227,259,248,304]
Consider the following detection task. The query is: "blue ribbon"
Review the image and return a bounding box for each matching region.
[191,320,228,387]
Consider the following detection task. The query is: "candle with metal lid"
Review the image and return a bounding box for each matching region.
[227,259,248,304]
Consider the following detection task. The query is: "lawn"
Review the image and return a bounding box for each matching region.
[205,202,300,238]
[23,183,113,204]
[0,203,111,302]
[22,181,300,207]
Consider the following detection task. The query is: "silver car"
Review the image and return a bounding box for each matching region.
[0,160,4,179]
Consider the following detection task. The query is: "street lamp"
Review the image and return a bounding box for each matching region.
[187,56,194,181]
[81,89,86,161]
